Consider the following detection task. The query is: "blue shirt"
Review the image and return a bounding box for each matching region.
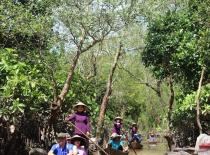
[108,140,123,150]
[50,143,74,155]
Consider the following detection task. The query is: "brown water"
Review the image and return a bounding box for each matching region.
[130,143,168,155]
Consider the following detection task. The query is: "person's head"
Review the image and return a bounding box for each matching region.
[29,148,47,155]
[74,139,81,147]
[70,135,86,147]
[114,117,122,123]
[9,125,15,133]
[56,133,67,146]
[73,102,88,112]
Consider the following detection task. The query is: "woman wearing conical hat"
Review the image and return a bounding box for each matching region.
[66,102,91,137]
[112,117,123,135]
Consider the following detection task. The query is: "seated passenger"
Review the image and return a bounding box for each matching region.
[108,133,123,151]
[70,135,87,155]
[130,123,142,143]
[48,133,77,155]
[148,132,157,143]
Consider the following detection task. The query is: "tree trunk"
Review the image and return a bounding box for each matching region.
[195,67,205,134]
[167,76,175,151]
[96,44,123,138]
[168,76,174,130]
[49,52,80,124]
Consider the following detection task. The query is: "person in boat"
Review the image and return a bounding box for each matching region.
[112,117,123,135]
[48,133,77,155]
[70,135,87,155]
[108,133,124,151]
[148,132,157,143]
[130,123,142,143]
[66,102,91,145]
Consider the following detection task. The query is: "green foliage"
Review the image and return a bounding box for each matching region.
[172,84,210,146]
[0,48,51,117]
[0,0,53,50]
[142,0,210,91]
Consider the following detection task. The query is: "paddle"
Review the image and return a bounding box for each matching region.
[67,121,109,155]
[125,132,137,155]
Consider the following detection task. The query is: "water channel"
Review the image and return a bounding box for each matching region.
[129,143,167,155]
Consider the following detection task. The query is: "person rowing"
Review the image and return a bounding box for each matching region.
[112,117,123,135]
[66,102,91,154]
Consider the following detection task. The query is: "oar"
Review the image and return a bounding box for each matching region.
[126,134,137,155]
[67,121,109,155]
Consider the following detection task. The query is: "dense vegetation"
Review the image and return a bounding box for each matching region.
[0,0,209,152]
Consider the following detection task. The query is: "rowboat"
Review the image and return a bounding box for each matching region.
[130,141,143,149]
[148,141,158,145]
[99,147,129,155]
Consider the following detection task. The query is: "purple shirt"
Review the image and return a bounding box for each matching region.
[77,147,87,155]
[130,126,138,136]
[67,112,90,135]
[112,122,122,135]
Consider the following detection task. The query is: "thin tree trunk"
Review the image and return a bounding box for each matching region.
[195,67,205,134]
[168,76,174,131]
[49,52,80,124]
[96,44,123,138]
[166,76,175,151]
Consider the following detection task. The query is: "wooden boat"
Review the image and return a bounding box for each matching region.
[130,141,143,149]
[148,141,158,145]
[100,147,129,155]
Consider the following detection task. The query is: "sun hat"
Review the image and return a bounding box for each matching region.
[70,135,86,146]
[110,133,122,139]
[114,116,122,121]
[73,101,88,111]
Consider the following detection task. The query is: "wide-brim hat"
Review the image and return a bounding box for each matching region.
[110,133,122,139]
[70,135,86,146]
[114,117,122,121]
[132,122,137,126]
[57,133,67,138]
[73,101,88,111]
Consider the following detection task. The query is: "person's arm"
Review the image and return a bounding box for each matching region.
[66,113,76,122]
[48,150,55,155]
[48,144,57,155]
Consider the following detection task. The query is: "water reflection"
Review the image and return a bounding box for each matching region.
[130,143,168,155]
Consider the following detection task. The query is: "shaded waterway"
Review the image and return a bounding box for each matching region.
[130,143,168,155]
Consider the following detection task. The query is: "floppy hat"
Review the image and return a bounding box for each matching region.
[70,135,86,146]
[110,133,122,139]
[132,122,137,126]
[114,116,122,121]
